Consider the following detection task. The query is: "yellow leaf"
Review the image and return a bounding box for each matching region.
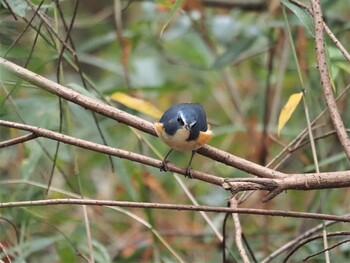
[110,92,162,119]
[278,92,303,137]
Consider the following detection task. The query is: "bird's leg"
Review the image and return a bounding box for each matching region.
[160,148,173,171]
[185,151,196,178]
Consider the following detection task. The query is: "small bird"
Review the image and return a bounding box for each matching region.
[154,103,213,176]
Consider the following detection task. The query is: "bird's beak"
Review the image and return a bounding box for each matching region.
[184,124,191,130]
[184,121,196,130]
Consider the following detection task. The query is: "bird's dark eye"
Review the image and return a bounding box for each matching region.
[177,117,185,126]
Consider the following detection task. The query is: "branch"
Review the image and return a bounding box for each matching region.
[0,57,287,179]
[224,171,350,201]
[260,220,339,263]
[290,0,350,63]
[311,0,350,160]
[0,198,349,222]
[230,197,250,263]
[0,120,223,186]
[1,120,350,201]
[0,133,37,147]
[1,58,349,200]
[283,231,350,262]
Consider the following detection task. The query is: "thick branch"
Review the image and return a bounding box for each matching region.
[224,171,350,201]
[311,0,350,160]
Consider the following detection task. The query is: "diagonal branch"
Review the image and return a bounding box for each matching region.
[1,57,349,200]
[290,0,350,63]
[1,119,350,201]
[0,57,286,179]
[0,119,224,186]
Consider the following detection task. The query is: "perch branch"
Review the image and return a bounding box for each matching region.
[1,120,350,201]
[0,57,287,179]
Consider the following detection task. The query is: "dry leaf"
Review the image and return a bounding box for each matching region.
[110,92,162,119]
[278,92,303,136]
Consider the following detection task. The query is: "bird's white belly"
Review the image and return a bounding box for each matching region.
[159,128,202,151]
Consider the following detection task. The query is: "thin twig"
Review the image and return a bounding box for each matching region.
[230,197,250,263]
[303,238,350,261]
[260,220,339,263]
[283,231,350,262]
[24,0,77,55]
[0,198,349,222]
[289,0,350,63]
[0,133,38,148]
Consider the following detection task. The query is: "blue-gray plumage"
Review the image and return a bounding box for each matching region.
[160,103,208,141]
[154,103,213,176]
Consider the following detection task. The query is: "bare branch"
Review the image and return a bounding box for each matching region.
[311,0,350,160]
[230,197,250,263]
[1,119,349,200]
[0,133,37,148]
[0,57,287,179]
[283,231,350,262]
[0,198,349,222]
[0,119,223,186]
[224,171,350,201]
[1,58,349,200]
[303,238,350,261]
[290,0,350,63]
[261,220,340,263]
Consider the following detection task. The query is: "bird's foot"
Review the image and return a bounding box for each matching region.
[160,159,169,172]
[185,167,194,179]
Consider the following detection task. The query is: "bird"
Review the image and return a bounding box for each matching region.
[154,103,213,177]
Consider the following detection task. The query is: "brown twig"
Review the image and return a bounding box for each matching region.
[23,0,77,55]
[289,0,350,63]
[283,231,350,262]
[224,171,350,202]
[230,197,250,263]
[0,133,38,148]
[260,220,340,263]
[303,238,350,261]
[0,198,349,222]
[0,119,223,187]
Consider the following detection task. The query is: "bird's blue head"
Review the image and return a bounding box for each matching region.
[159,103,208,141]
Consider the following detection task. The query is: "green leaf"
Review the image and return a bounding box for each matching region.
[281,0,314,37]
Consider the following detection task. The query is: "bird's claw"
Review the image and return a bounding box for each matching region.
[185,167,194,179]
[160,160,169,172]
